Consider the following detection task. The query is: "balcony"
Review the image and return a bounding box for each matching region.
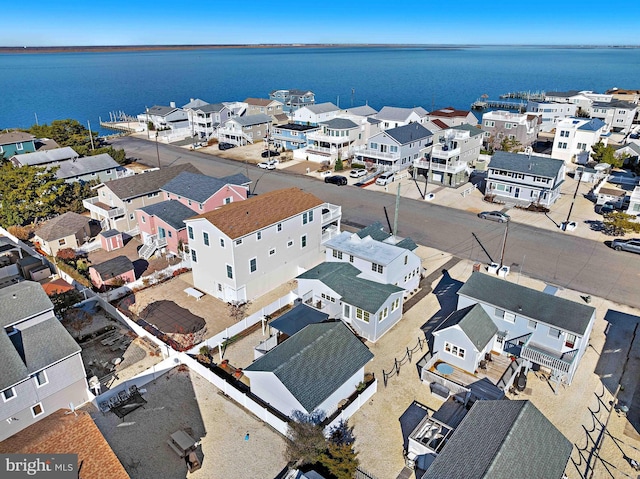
[322,224,340,243]
[353,145,400,161]
[83,196,125,219]
[321,204,341,225]
[414,158,467,174]
[432,144,461,159]
[520,341,576,375]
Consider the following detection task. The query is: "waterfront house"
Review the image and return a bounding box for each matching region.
[544,90,597,114]
[324,227,422,297]
[551,117,608,164]
[486,151,566,207]
[184,188,341,303]
[455,271,596,386]
[589,99,637,134]
[243,98,285,121]
[271,123,320,150]
[526,100,578,132]
[83,163,201,235]
[355,123,433,172]
[0,131,36,157]
[341,104,378,117]
[292,102,340,126]
[10,146,79,167]
[269,89,315,114]
[415,124,484,187]
[296,262,404,342]
[375,106,429,130]
[139,103,189,131]
[615,142,640,167]
[480,110,540,150]
[0,281,89,442]
[427,107,478,128]
[184,102,233,140]
[218,113,272,146]
[606,88,640,105]
[244,321,373,418]
[33,212,92,256]
[419,400,572,479]
[89,255,135,290]
[52,153,124,184]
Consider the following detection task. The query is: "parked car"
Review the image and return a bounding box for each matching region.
[375,172,395,186]
[478,211,510,223]
[261,150,281,158]
[611,238,640,254]
[596,202,616,215]
[258,159,279,170]
[349,168,367,178]
[325,175,348,186]
[218,142,235,150]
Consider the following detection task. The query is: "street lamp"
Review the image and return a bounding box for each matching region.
[155,131,161,169]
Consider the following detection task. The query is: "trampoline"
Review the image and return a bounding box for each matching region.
[139,300,205,334]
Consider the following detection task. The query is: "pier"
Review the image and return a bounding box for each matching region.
[499,90,545,101]
[471,99,527,111]
[99,111,141,133]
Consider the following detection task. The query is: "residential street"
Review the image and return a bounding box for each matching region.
[111,135,640,309]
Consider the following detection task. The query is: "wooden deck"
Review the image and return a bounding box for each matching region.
[429,352,513,388]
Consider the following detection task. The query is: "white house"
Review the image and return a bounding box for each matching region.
[526,100,578,132]
[589,100,637,134]
[544,90,595,114]
[551,117,608,164]
[184,188,342,303]
[375,106,429,130]
[292,102,340,126]
[184,102,233,140]
[296,262,405,342]
[0,281,89,441]
[139,104,189,131]
[244,321,373,418]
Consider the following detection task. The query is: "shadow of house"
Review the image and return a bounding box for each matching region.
[399,401,433,453]
[132,258,149,278]
[421,271,464,351]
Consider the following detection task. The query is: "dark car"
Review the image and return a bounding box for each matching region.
[261,150,281,158]
[478,211,510,223]
[218,142,235,150]
[324,175,348,186]
[611,238,640,254]
[596,202,616,215]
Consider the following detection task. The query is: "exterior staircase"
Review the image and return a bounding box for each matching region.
[138,234,167,260]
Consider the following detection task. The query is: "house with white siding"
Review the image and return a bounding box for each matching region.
[427,107,478,128]
[184,188,341,303]
[0,281,89,441]
[526,100,578,132]
[589,99,637,134]
[551,117,608,164]
[292,102,340,126]
[375,106,429,130]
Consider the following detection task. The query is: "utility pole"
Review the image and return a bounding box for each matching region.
[155,132,160,169]
[563,169,582,230]
[393,182,401,237]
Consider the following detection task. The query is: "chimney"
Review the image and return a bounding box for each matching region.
[170,101,176,108]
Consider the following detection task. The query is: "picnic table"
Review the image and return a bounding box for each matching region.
[184,287,204,301]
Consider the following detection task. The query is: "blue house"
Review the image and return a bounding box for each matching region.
[271,123,319,150]
[0,131,36,158]
[269,89,315,114]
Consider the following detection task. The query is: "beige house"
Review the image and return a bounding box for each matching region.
[34,212,91,256]
[243,98,284,122]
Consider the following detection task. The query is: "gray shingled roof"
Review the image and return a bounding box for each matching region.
[147,105,180,116]
[161,171,250,203]
[278,123,319,132]
[100,229,120,239]
[385,123,432,145]
[90,255,134,280]
[457,272,595,335]
[422,400,572,479]
[376,106,428,122]
[356,221,392,242]
[394,237,419,251]
[343,105,378,116]
[0,281,54,328]
[53,153,120,180]
[11,146,78,166]
[434,304,498,351]
[320,118,358,130]
[453,123,484,137]
[182,98,209,109]
[304,102,339,114]
[0,131,35,145]
[489,151,564,179]
[104,163,200,200]
[194,102,226,113]
[545,90,580,98]
[34,211,90,242]
[578,118,606,131]
[297,262,403,313]
[245,322,373,412]
[592,99,637,110]
[139,200,195,230]
[270,303,329,337]
[231,113,272,127]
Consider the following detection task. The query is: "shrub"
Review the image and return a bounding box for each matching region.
[7,224,32,240]
[56,248,77,263]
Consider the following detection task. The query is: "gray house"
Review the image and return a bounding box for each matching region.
[0,281,89,441]
[356,123,433,172]
[53,153,124,183]
[486,151,566,207]
[218,113,273,146]
[184,102,233,139]
[420,400,572,479]
[10,146,79,167]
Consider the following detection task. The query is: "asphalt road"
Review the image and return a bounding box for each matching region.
[112,136,640,309]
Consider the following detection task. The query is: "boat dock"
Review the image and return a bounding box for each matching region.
[99,111,140,133]
[499,90,546,101]
[471,99,527,111]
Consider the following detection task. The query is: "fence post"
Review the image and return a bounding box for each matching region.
[395,358,400,375]
[407,347,412,362]
[383,370,388,388]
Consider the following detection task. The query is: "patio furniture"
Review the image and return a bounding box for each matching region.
[184,287,204,301]
[167,430,198,458]
[484,352,493,362]
[430,382,451,400]
[479,360,488,370]
[98,401,110,414]
[111,391,147,420]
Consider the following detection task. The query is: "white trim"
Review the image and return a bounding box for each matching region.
[34,370,49,387]
[2,387,16,402]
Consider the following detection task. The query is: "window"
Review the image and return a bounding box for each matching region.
[129,213,135,220]
[303,212,308,224]
[343,304,351,318]
[31,403,44,418]
[349,255,354,263]
[287,240,294,248]
[444,342,465,358]
[269,248,276,256]
[565,333,577,348]
[379,307,388,322]
[58,238,66,246]
[504,312,516,323]
[226,265,233,279]
[549,327,561,338]
[220,238,225,248]
[484,120,495,127]
[528,320,537,330]
[404,256,408,265]
[560,130,569,137]
[203,232,210,246]
[250,258,257,273]
[332,250,342,259]
[191,249,197,262]
[392,298,400,311]
[2,387,16,402]
[235,238,243,245]
[309,210,313,222]
[277,223,282,232]
[371,263,383,274]
[356,308,370,323]
[106,169,112,174]
[256,231,262,240]
[495,308,505,318]
[141,216,146,224]
[321,293,336,303]
[199,203,203,210]
[301,235,307,248]
[188,226,194,240]
[224,197,232,205]
[16,142,23,151]
[35,370,48,387]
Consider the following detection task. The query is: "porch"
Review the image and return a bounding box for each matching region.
[83,197,125,221]
[426,351,514,388]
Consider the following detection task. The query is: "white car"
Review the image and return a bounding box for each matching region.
[349,168,367,178]
[258,160,278,170]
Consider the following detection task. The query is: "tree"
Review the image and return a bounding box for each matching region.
[334,155,344,171]
[603,211,640,236]
[50,289,84,317]
[499,136,523,153]
[591,141,624,168]
[58,180,99,215]
[317,443,359,479]
[286,410,327,467]
[0,163,68,227]
[56,248,78,264]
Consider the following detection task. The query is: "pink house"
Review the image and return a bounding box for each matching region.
[135,200,194,257]
[160,171,251,214]
[89,255,135,290]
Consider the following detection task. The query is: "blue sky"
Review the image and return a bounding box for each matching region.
[3,1,640,47]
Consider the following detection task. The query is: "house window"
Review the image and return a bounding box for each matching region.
[106,169,112,174]
[528,320,537,330]
[379,307,388,322]
[349,255,354,263]
[31,403,44,418]
[444,342,465,359]
[129,213,135,220]
[392,298,400,311]
[303,212,308,224]
[250,258,257,273]
[565,333,577,348]
[203,232,210,246]
[188,226,194,240]
[236,238,243,245]
[191,249,197,263]
[220,238,225,247]
[58,238,66,246]
[495,308,505,318]
[141,216,146,224]
[224,197,232,205]
[549,327,561,338]
[188,200,192,206]
[301,235,307,248]
[199,203,203,210]
[484,120,495,127]
[287,240,294,248]
[309,210,314,222]
[504,312,516,323]
[16,142,23,151]
[560,130,569,137]
[321,293,336,303]
[343,304,351,318]
[404,256,408,265]
[356,308,370,323]
[226,264,233,279]
[35,370,48,387]
[371,263,383,273]
[168,231,172,238]
[257,231,262,240]
[332,250,342,259]
[2,387,16,402]
[269,248,276,256]
[277,223,282,232]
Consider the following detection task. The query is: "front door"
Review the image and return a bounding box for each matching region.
[158,227,166,239]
